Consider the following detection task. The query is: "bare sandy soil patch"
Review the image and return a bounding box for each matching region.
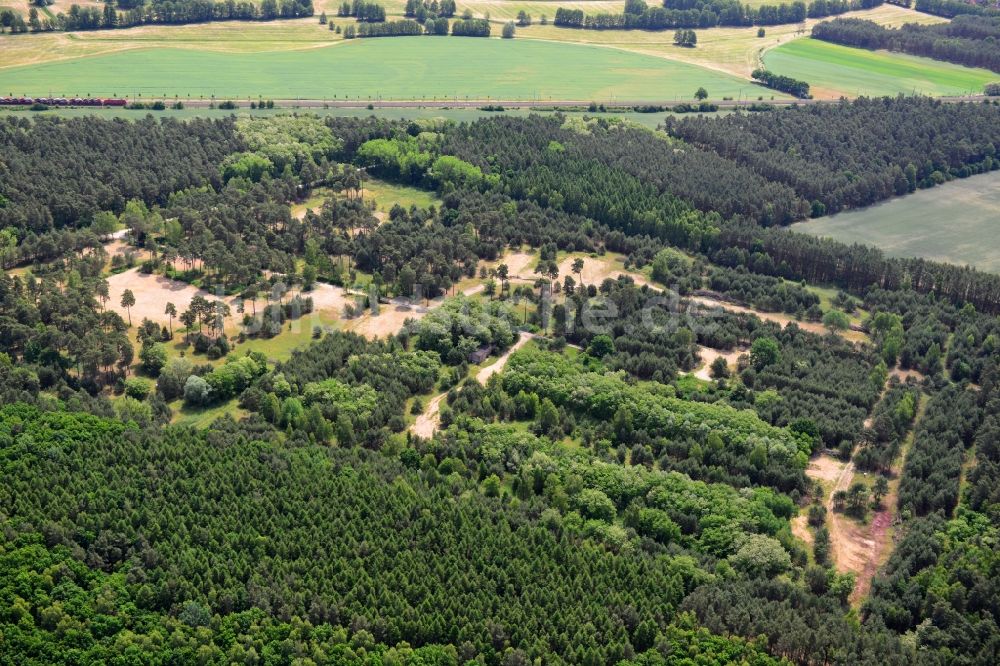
[806,453,846,485]
[410,391,447,439]
[304,282,351,315]
[691,345,745,381]
[791,514,814,548]
[106,268,232,326]
[555,254,651,288]
[107,267,346,332]
[482,250,535,282]
[821,458,874,579]
[890,367,925,382]
[346,301,425,340]
[804,451,891,603]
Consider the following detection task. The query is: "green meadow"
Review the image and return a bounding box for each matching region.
[794,171,1000,273]
[0,37,752,102]
[763,38,996,97]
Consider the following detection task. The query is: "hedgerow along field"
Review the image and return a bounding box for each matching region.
[762,37,997,97]
[0,38,758,102]
[794,171,1000,273]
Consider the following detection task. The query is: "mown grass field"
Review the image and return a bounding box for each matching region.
[363,178,441,212]
[0,37,756,101]
[763,37,996,97]
[794,171,1000,273]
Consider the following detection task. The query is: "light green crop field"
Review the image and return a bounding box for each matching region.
[794,172,1000,273]
[763,38,996,97]
[0,37,760,101]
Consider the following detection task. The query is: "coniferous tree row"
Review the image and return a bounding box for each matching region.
[551,0,881,31]
[664,97,1000,215]
[750,69,812,98]
[812,16,1000,74]
[914,0,1000,18]
[864,359,1000,657]
[714,222,1000,314]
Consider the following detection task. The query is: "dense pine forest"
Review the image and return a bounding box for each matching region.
[2,101,1000,664]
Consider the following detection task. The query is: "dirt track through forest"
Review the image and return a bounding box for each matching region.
[409,333,535,439]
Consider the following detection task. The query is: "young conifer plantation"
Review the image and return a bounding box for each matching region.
[2,99,1000,665]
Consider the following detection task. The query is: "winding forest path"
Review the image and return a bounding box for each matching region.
[408,332,536,439]
[410,392,448,440]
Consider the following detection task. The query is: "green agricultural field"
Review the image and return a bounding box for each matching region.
[0,37,759,102]
[763,38,996,97]
[794,171,1000,273]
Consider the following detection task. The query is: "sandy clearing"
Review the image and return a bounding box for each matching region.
[805,452,883,602]
[104,239,128,258]
[555,254,652,289]
[823,457,872,578]
[106,268,231,327]
[806,453,845,485]
[791,514,814,548]
[410,391,447,439]
[346,302,426,340]
[481,250,536,283]
[890,367,925,382]
[304,281,352,315]
[106,267,347,331]
[691,345,745,381]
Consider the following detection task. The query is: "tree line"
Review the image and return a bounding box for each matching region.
[552,0,881,31]
[812,16,1000,74]
[18,0,313,32]
[913,0,1000,18]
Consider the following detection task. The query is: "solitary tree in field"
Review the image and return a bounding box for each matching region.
[572,257,585,291]
[121,289,135,326]
[165,302,177,337]
[695,87,708,101]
